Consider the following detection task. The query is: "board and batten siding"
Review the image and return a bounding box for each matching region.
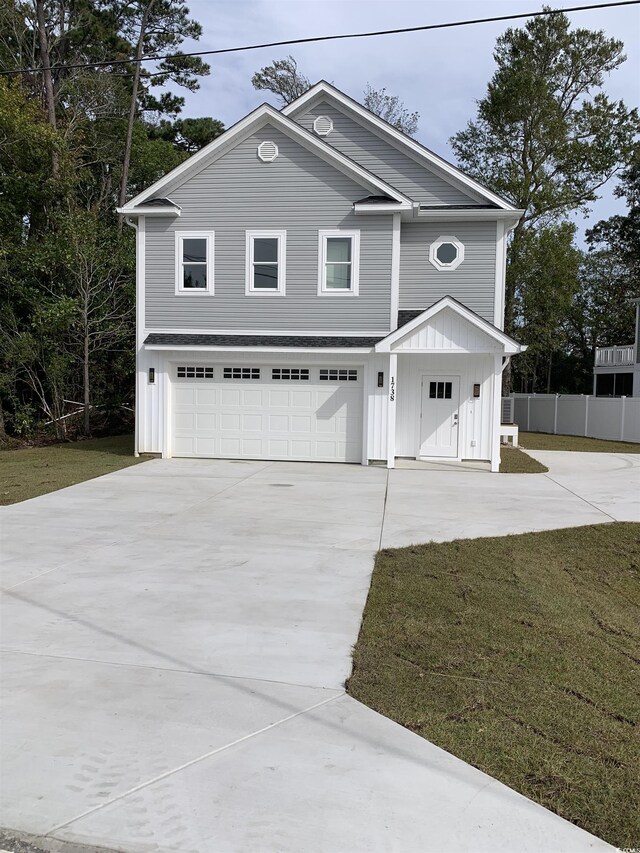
[399,221,497,321]
[144,123,392,333]
[294,100,478,206]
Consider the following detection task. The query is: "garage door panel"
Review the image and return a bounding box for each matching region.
[172,366,363,462]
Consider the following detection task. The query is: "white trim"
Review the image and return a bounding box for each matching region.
[429,235,465,272]
[162,365,172,459]
[317,230,360,296]
[116,206,181,217]
[361,361,369,466]
[386,353,397,468]
[135,216,145,456]
[144,345,376,354]
[245,230,287,295]
[174,231,214,295]
[417,208,523,222]
[354,203,408,214]
[375,296,524,354]
[390,213,401,331]
[283,82,516,211]
[144,327,384,337]
[494,220,506,330]
[118,104,412,213]
[490,355,502,472]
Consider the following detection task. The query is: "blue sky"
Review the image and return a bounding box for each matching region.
[171,0,640,239]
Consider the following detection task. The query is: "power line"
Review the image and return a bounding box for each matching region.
[1,0,638,77]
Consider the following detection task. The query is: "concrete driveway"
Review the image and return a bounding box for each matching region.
[2,451,636,852]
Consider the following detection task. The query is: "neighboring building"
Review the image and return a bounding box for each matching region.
[593,298,640,397]
[118,81,525,471]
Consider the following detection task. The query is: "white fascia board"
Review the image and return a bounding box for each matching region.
[144,345,376,354]
[417,208,524,222]
[117,206,181,216]
[375,296,522,354]
[284,82,517,211]
[144,327,384,336]
[118,104,411,213]
[354,203,410,214]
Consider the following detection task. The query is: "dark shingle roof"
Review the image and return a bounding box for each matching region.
[145,333,383,348]
[137,197,179,208]
[354,195,398,205]
[397,310,423,328]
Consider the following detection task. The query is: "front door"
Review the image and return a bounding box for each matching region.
[419,376,460,458]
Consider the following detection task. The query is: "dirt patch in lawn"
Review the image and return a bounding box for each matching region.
[348,523,640,849]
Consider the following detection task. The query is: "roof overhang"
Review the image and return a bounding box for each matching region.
[417,208,524,224]
[354,202,409,214]
[283,82,519,212]
[144,345,377,354]
[376,296,525,355]
[117,206,181,216]
[118,103,412,216]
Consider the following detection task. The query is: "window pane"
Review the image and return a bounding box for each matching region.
[183,264,207,289]
[429,382,436,399]
[253,238,278,263]
[325,262,351,289]
[326,237,351,262]
[436,242,458,265]
[183,238,207,263]
[445,383,452,399]
[253,263,279,289]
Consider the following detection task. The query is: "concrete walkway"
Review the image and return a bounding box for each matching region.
[2,451,636,852]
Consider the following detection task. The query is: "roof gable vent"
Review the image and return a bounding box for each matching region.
[313,116,333,136]
[257,141,278,162]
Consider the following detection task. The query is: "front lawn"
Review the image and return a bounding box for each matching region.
[348,523,640,849]
[499,445,548,473]
[520,432,640,453]
[0,434,147,505]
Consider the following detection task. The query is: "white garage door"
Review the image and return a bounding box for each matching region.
[171,364,363,462]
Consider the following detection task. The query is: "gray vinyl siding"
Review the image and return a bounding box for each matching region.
[399,221,497,321]
[145,123,392,332]
[295,101,477,206]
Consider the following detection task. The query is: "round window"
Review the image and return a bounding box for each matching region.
[436,242,458,265]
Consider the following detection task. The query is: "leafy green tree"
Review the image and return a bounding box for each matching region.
[510,223,581,392]
[449,9,638,359]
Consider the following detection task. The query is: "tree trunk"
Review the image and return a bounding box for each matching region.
[83,326,91,436]
[118,0,155,230]
[35,0,58,176]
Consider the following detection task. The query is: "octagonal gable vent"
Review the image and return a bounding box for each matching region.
[313,116,334,136]
[257,141,278,162]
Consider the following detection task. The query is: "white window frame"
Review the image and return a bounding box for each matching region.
[429,235,465,271]
[318,230,360,296]
[245,230,287,295]
[174,231,214,295]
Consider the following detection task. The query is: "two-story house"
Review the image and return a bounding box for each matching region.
[118,81,525,471]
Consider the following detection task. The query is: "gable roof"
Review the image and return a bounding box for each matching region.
[283,82,516,212]
[376,296,524,354]
[117,103,413,214]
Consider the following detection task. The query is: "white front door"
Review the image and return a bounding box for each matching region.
[419,376,460,458]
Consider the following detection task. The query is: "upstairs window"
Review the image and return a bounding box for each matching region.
[429,235,465,271]
[175,231,214,294]
[246,230,286,295]
[318,230,360,295]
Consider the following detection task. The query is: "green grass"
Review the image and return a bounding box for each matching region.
[500,445,549,473]
[520,432,640,453]
[0,434,148,505]
[348,523,640,849]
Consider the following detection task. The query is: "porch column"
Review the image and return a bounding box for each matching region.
[490,354,502,472]
[386,352,397,468]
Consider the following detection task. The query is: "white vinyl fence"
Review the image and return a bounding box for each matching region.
[506,394,640,443]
